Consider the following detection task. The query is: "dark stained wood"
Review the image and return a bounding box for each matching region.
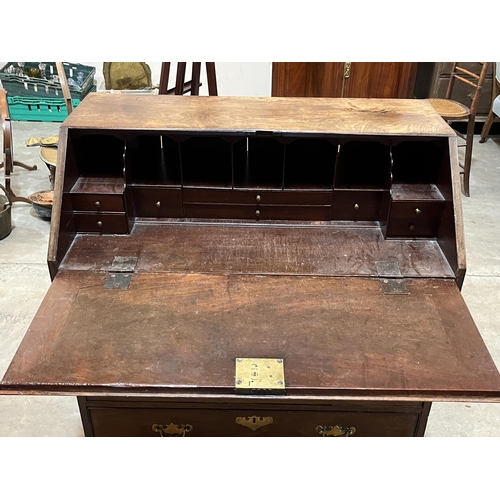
[58,222,455,279]
[3,273,500,401]
[272,63,417,99]
[3,96,495,437]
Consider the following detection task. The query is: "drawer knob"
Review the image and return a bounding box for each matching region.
[156,201,161,208]
[96,221,103,228]
[316,425,356,437]
[415,208,421,215]
[152,423,193,437]
[256,194,261,202]
[236,416,273,431]
[409,224,415,231]
[354,203,360,210]
[255,210,260,217]
[94,201,100,208]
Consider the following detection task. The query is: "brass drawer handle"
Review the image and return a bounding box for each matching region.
[152,423,193,437]
[255,194,261,202]
[236,415,273,431]
[409,224,415,231]
[95,201,101,208]
[96,221,103,228]
[316,425,356,437]
[156,201,161,208]
[354,203,360,210]
[415,208,421,215]
[255,210,260,217]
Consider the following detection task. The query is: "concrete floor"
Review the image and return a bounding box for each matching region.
[1,119,500,437]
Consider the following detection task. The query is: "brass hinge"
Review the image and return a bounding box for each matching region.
[376,260,409,295]
[104,256,138,289]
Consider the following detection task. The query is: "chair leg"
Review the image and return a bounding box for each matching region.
[480,110,495,143]
[462,118,475,197]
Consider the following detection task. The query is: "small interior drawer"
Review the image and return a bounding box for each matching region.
[73,212,129,234]
[89,406,421,437]
[132,187,182,217]
[71,193,124,212]
[183,188,331,205]
[332,190,383,221]
[385,217,442,238]
[183,203,331,221]
[389,200,445,220]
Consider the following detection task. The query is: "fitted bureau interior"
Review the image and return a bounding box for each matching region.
[57,130,459,281]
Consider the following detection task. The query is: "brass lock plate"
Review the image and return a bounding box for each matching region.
[235,358,285,395]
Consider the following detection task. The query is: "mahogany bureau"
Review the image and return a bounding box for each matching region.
[2,94,500,437]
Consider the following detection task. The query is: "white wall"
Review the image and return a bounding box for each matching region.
[82,62,272,96]
[0,62,272,97]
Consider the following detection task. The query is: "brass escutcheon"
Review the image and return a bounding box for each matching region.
[236,415,273,431]
[152,423,193,437]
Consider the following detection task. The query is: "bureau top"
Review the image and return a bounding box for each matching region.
[62,94,454,137]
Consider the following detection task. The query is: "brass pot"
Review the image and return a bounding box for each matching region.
[0,184,12,240]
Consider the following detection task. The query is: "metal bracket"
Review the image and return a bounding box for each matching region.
[376,260,409,295]
[104,256,138,289]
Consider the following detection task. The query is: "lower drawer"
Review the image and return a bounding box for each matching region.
[385,217,442,238]
[73,212,129,234]
[183,203,331,221]
[89,407,421,437]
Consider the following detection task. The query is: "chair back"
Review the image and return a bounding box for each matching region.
[445,63,489,116]
[158,63,217,96]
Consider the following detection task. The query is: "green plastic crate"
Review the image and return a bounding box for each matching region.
[7,88,95,122]
[0,62,95,100]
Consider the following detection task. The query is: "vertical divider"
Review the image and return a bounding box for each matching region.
[178,140,185,218]
[282,142,286,191]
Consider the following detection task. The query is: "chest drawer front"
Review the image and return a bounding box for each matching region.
[332,190,383,221]
[71,194,125,212]
[132,187,182,217]
[183,188,332,205]
[73,212,128,234]
[89,407,420,437]
[183,203,331,220]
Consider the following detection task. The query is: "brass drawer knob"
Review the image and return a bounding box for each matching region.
[256,194,261,202]
[354,203,360,210]
[409,224,415,231]
[156,201,161,208]
[95,201,101,208]
[415,208,421,215]
[255,210,260,217]
[96,221,103,228]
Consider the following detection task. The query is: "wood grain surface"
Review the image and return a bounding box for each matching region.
[2,272,499,401]
[58,222,455,278]
[62,94,454,137]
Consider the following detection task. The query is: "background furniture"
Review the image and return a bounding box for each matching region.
[2,95,499,437]
[428,63,489,197]
[414,63,495,119]
[158,62,217,95]
[272,62,418,98]
[0,88,37,203]
[480,63,500,143]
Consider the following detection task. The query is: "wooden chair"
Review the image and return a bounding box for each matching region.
[0,88,37,203]
[428,63,489,197]
[158,63,217,96]
[480,62,500,143]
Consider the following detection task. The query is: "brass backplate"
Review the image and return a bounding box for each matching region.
[235,358,285,395]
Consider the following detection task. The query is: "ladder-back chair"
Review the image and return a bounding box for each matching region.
[428,62,489,196]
